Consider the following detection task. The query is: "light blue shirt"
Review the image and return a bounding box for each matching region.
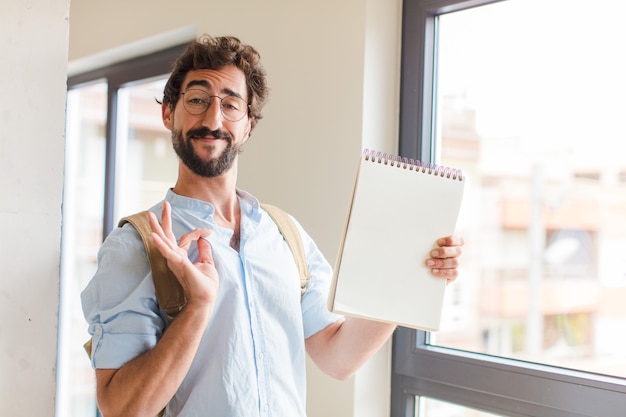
[81,189,342,417]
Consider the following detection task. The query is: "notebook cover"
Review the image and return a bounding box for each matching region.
[328,150,465,331]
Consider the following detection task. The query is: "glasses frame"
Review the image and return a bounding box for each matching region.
[180,89,250,122]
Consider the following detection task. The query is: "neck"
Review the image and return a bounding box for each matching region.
[175,162,239,216]
[174,159,238,202]
[173,172,242,250]
[173,161,242,250]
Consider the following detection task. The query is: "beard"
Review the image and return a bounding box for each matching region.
[172,126,242,178]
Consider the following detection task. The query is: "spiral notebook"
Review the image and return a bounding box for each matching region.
[328,149,465,331]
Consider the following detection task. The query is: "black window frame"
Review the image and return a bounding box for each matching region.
[391,1,626,416]
[67,44,186,239]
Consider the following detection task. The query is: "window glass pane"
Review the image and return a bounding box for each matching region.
[433,0,626,377]
[57,81,107,416]
[115,78,178,219]
[416,396,503,417]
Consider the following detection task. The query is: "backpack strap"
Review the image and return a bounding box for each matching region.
[261,204,310,297]
[118,212,186,320]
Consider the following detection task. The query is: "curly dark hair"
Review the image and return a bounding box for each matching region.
[162,35,269,130]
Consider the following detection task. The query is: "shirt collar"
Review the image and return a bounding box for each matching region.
[164,188,261,215]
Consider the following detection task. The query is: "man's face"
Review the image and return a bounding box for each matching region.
[162,65,252,178]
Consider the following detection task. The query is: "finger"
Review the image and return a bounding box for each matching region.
[430,267,459,284]
[147,210,162,233]
[148,211,178,253]
[178,228,212,252]
[161,201,176,242]
[147,211,167,245]
[426,257,459,269]
[150,231,186,265]
[197,236,214,265]
[430,245,462,259]
[437,235,464,248]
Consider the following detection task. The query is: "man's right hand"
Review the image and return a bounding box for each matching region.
[148,201,219,312]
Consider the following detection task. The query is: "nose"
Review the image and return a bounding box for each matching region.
[200,97,223,130]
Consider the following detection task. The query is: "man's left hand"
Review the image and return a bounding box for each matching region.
[425,235,464,284]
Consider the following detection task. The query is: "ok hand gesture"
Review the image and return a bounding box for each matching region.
[147,201,219,311]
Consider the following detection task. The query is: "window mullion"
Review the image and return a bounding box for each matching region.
[102,84,118,239]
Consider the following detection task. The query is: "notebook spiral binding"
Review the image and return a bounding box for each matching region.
[363,149,463,181]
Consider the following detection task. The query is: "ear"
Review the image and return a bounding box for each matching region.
[243,117,253,143]
[162,103,173,130]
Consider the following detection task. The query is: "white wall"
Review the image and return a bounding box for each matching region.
[0,1,70,416]
[66,0,401,415]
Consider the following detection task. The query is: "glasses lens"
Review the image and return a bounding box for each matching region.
[182,90,209,115]
[221,96,247,121]
[182,90,248,121]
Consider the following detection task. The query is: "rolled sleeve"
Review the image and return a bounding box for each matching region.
[81,224,166,369]
[296,223,343,338]
[89,322,160,369]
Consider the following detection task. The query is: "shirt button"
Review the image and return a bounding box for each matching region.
[259,352,265,360]
[263,404,269,412]
[203,204,210,210]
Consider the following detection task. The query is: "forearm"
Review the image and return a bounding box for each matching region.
[96,304,211,417]
[306,317,396,380]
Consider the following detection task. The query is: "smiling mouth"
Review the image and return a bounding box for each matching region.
[190,135,220,140]
[187,127,231,142]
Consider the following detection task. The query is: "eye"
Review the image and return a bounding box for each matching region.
[187,96,208,105]
[183,90,210,105]
[222,97,241,111]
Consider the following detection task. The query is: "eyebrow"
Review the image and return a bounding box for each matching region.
[184,79,246,101]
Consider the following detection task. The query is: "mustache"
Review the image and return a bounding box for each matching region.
[186,127,232,142]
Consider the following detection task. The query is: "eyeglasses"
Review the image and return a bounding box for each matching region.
[181,89,249,122]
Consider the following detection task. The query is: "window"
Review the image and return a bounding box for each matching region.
[392,1,626,416]
[56,44,186,417]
